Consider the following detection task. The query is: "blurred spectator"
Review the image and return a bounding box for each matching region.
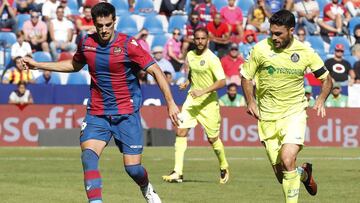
[164,70,174,85]
[138,70,148,84]
[128,0,135,12]
[41,0,59,22]
[3,56,34,84]
[23,10,49,52]
[239,29,257,58]
[220,0,243,43]
[304,68,322,86]
[350,24,360,46]
[295,27,311,47]
[294,0,320,35]
[35,70,61,84]
[0,0,17,32]
[49,6,76,61]
[8,81,33,104]
[325,44,355,85]
[147,46,175,84]
[59,0,72,20]
[134,28,150,53]
[246,0,271,34]
[318,0,351,35]
[11,30,32,60]
[266,0,293,13]
[207,13,230,58]
[163,28,184,72]
[187,0,198,15]
[75,5,95,42]
[16,0,35,14]
[304,85,315,107]
[182,11,205,55]
[219,83,245,107]
[351,44,360,83]
[220,43,244,85]
[194,0,217,23]
[159,0,186,18]
[344,0,360,17]
[325,82,348,107]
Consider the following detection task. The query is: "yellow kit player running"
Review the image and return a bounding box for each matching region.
[162,27,229,184]
[241,10,333,202]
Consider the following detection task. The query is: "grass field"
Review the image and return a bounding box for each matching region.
[0,147,359,203]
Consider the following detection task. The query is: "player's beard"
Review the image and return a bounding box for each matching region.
[195,43,207,55]
[228,93,236,101]
[280,34,293,49]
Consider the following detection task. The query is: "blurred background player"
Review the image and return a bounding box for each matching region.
[241,10,333,203]
[8,81,33,104]
[325,82,348,107]
[219,83,245,107]
[162,27,229,184]
[21,3,180,203]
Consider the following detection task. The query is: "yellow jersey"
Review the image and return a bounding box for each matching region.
[241,38,328,120]
[186,49,225,106]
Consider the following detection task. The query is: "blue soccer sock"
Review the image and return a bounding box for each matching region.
[125,164,149,188]
[81,149,102,203]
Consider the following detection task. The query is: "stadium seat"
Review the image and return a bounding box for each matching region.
[317,0,330,18]
[168,14,187,33]
[0,32,16,48]
[344,55,356,67]
[134,0,156,16]
[66,72,88,84]
[348,17,360,35]
[0,48,12,70]
[257,33,269,41]
[110,0,129,15]
[33,51,53,62]
[116,15,138,36]
[307,35,325,54]
[16,14,30,31]
[213,0,227,11]
[236,0,254,17]
[143,15,165,35]
[329,36,351,55]
[151,34,170,50]
[67,0,80,15]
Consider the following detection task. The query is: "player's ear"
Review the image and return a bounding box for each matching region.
[289,27,295,34]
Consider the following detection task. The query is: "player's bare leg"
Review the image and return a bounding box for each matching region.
[162,128,189,183]
[81,139,107,203]
[207,136,229,184]
[124,154,161,203]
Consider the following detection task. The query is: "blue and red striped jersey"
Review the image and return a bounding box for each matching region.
[73,31,155,115]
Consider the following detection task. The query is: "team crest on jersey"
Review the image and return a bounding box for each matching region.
[114,47,122,55]
[200,60,205,66]
[291,53,300,62]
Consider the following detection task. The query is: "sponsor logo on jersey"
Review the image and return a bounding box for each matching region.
[84,45,96,51]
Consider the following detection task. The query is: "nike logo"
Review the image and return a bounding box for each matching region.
[86,185,91,191]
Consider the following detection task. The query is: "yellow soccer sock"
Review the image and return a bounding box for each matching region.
[174,136,187,175]
[282,170,301,203]
[211,139,229,169]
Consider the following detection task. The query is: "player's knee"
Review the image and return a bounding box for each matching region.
[125,164,144,178]
[281,156,296,170]
[207,136,218,144]
[81,149,99,170]
[176,129,188,137]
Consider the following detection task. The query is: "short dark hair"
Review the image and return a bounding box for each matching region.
[194,27,208,36]
[269,9,295,29]
[91,2,116,21]
[17,81,27,87]
[164,71,171,76]
[56,5,65,11]
[83,5,92,10]
[227,83,238,90]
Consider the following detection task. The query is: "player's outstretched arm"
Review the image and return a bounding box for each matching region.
[21,57,85,73]
[241,76,259,120]
[313,74,333,118]
[147,63,180,126]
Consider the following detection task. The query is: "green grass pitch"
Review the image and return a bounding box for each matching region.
[0,147,359,203]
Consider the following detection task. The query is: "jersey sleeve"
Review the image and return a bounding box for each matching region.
[210,55,226,81]
[241,46,260,80]
[306,48,328,80]
[73,36,86,64]
[127,37,155,70]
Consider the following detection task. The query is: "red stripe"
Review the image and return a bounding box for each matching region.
[108,35,134,114]
[84,170,101,180]
[87,188,102,199]
[138,169,149,187]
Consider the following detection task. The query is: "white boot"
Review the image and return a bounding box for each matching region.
[141,183,161,203]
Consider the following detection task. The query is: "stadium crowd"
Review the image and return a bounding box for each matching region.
[0,0,359,107]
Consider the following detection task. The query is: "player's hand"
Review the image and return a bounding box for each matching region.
[20,57,38,70]
[313,100,326,118]
[189,89,204,98]
[179,81,189,90]
[246,101,260,120]
[167,102,180,126]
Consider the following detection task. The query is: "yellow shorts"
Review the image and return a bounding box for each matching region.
[178,97,221,138]
[258,110,307,165]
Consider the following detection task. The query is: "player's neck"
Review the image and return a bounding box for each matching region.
[98,31,116,46]
[195,48,207,55]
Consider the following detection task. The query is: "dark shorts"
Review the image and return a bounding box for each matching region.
[80,111,144,155]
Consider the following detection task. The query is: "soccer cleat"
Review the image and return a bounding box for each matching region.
[219,168,229,184]
[162,171,183,183]
[141,183,161,203]
[302,163,317,196]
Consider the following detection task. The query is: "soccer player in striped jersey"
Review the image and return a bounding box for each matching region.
[21,3,180,203]
[241,10,333,202]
